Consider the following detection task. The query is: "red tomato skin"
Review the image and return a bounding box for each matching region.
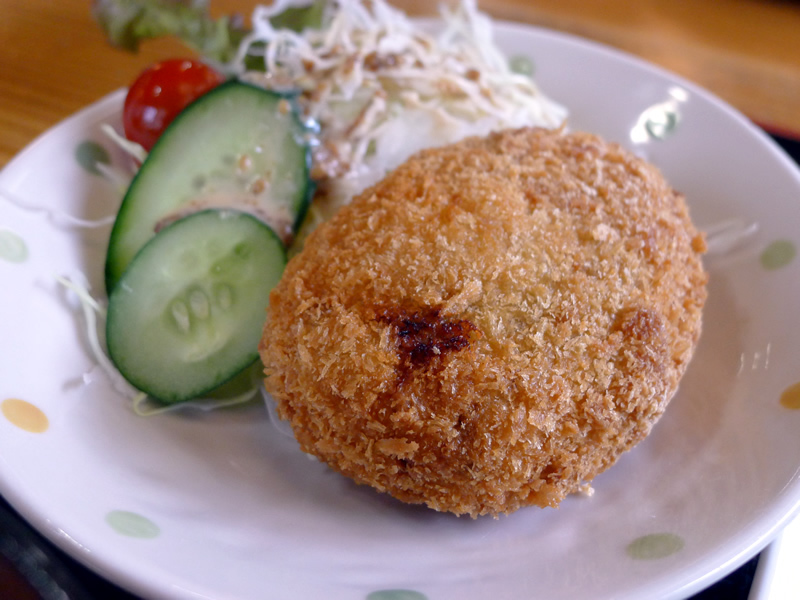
[123,59,225,151]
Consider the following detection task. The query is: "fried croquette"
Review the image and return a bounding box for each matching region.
[259,127,707,517]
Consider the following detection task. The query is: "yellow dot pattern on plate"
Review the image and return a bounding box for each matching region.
[779,382,800,409]
[105,510,160,539]
[1,398,49,433]
[626,533,684,560]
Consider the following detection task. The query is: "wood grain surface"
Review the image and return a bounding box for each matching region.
[1,0,799,167]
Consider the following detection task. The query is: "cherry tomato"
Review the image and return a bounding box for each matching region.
[123,58,225,151]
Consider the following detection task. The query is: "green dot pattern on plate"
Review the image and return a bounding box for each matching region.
[780,381,800,409]
[508,54,534,76]
[366,591,428,600]
[2,398,49,433]
[106,510,160,539]
[760,239,796,270]
[75,140,111,176]
[0,230,28,263]
[626,533,684,560]
[644,107,679,140]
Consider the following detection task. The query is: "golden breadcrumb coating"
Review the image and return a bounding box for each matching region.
[260,127,707,517]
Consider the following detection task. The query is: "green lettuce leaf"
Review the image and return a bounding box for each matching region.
[90,0,246,63]
[268,0,326,32]
[91,0,327,65]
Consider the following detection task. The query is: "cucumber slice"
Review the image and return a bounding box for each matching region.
[106,209,286,404]
[105,81,312,292]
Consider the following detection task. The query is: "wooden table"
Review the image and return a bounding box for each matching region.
[1,2,798,598]
[1,0,800,169]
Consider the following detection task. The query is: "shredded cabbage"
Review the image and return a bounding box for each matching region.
[97,123,147,192]
[233,0,568,217]
[260,385,298,439]
[704,218,759,256]
[132,385,259,417]
[56,275,263,416]
[1,188,115,229]
[55,275,137,399]
[101,123,148,165]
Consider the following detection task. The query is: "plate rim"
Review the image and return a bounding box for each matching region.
[2,17,800,600]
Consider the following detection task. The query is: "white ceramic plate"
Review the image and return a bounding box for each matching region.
[2,20,800,600]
